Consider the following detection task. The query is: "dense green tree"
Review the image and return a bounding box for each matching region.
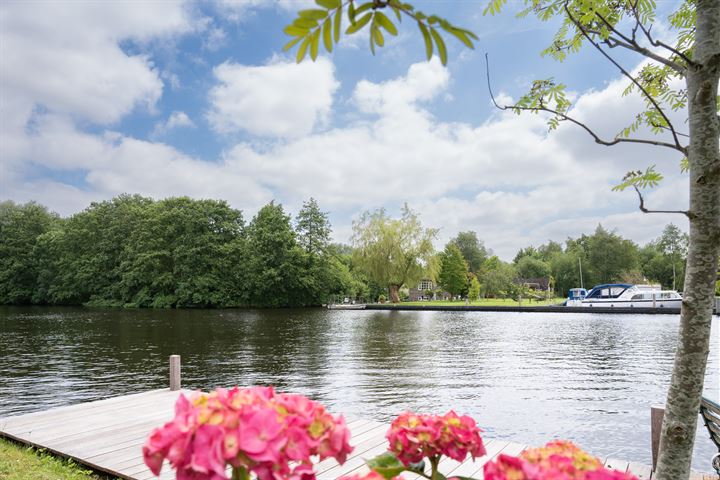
[295,197,331,257]
[117,197,246,308]
[657,224,689,291]
[438,243,468,298]
[585,225,640,285]
[451,231,487,274]
[351,205,437,303]
[0,201,58,304]
[247,202,307,307]
[478,256,516,298]
[515,256,551,280]
[537,241,563,262]
[549,250,583,297]
[467,275,481,302]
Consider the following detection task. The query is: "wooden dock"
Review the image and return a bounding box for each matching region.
[1,389,715,480]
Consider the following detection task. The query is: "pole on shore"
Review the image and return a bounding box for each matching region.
[170,355,181,391]
[651,405,665,471]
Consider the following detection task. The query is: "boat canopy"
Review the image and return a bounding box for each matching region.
[584,284,633,299]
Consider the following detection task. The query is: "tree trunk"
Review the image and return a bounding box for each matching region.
[655,2,720,478]
[389,284,400,303]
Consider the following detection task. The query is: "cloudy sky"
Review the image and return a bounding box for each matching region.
[0,0,689,259]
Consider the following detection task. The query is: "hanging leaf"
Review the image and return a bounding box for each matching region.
[310,28,321,60]
[430,27,447,65]
[322,16,333,52]
[374,11,398,35]
[299,9,329,20]
[296,35,311,63]
[418,21,433,60]
[333,7,342,42]
[372,24,385,47]
[284,25,309,37]
[315,0,340,9]
[293,17,319,29]
[347,13,372,34]
[283,36,304,52]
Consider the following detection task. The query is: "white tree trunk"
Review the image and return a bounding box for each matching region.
[655,1,720,478]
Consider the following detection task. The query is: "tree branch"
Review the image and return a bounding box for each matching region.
[564,4,685,152]
[484,54,687,154]
[627,5,697,68]
[592,11,686,71]
[633,186,692,218]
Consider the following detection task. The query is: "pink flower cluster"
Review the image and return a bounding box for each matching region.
[483,440,639,480]
[386,411,487,465]
[143,386,353,480]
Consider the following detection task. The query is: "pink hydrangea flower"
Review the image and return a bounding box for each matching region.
[386,411,486,465]
[483,441,639,480]
[143,386,353,480]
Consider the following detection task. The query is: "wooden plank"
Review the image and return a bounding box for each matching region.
[604,458,629,472]
[446,439,513,478]
[627,462,653,479]
[0,389,173,429]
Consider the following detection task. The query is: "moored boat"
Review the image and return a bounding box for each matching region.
[574,283,682,308]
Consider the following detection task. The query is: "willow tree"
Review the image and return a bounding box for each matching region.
[286,1,719,478]
[351,205,437,303]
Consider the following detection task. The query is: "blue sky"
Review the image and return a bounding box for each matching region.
[0,0,689,259]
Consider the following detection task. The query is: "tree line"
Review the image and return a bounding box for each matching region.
[0,197,715,308]
[0,196,377,308]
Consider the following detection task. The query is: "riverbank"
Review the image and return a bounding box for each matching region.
[0,438,108,479]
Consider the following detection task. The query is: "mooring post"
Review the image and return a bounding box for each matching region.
[170,355,181,391]
[651,405,665,471]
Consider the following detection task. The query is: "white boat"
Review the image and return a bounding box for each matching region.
[572,283,682,308]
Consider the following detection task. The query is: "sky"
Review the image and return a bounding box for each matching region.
[0,0,690,260]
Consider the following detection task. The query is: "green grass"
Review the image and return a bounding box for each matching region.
[400,297,565,307]
[0,438,111,480]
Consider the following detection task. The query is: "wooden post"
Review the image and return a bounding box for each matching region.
[170,355,181,391]
[651,405,665,471]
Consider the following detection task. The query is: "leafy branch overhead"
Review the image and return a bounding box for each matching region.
[283,0,478,65]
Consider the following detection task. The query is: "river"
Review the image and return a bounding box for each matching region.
[0,306,717,470]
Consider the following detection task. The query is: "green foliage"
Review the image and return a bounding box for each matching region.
[366,452,406,480]
[0,438,102,480]
[351,204,437,301]
[296,197,331,256]
[451,231,487,274]
[467,275,481,301]
[612,165,664,192]
[586,225,640,284]
[2,196,357,309]
[285,0,478,65]
[438,243,469,297]
[477,256,516,298]
[0,201,58,304]
[515,256,551,279]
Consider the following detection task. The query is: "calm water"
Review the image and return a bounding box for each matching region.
[0,307,718,470]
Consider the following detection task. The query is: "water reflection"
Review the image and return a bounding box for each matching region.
[0,306,717,470]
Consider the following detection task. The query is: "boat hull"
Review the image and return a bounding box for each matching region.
[580,298,682,308]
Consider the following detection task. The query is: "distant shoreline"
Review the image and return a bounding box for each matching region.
[337,303,701,315]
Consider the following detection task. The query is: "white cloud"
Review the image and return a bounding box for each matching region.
[151,111,196,137]
[207,57,339,137]
[0,0,194,187]
[0,1,192,124]
[204,27,228,51]
[3,11,689,263]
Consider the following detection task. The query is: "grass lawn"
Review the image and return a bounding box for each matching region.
[0,438,110,480]
[400,297,565,307]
